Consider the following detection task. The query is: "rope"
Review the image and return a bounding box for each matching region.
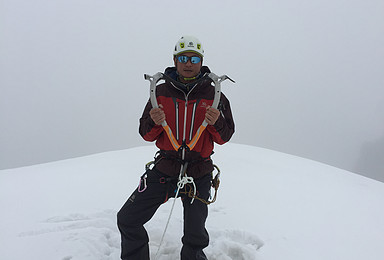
[178,164,220,205]
[175,175,196,204]
[155,164,195,259]
[153,164,220,258]
[179,179,220,205]
[154,187,179,260]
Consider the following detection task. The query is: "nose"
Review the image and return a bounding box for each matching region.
[185,59,193,66]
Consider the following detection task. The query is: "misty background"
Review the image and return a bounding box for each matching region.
[1,0,383,182]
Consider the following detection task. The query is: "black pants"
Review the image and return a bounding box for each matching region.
[117,168,211,260]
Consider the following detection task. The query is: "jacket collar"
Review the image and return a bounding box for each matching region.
[163,66,211,94]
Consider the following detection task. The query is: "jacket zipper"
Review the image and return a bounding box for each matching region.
[170,82,199,144]
[189,99,201,141]
[173,98,179,140]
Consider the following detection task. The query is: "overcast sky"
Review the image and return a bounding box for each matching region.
[1,0,384,181]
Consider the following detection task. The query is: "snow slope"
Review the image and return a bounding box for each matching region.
[1,143,383,260]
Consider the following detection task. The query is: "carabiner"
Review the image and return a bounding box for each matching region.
[138,173,148,193]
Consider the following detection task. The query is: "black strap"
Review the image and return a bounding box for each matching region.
[156,150,211,166]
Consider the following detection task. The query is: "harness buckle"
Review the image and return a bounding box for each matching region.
[178,141,190,152]
[145,161,155,171]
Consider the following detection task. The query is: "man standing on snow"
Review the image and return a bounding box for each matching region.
[117,36,235,260]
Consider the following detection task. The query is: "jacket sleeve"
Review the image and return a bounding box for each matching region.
[139,99,164,142]
[206,93,235,145]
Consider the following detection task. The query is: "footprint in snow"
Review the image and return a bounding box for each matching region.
[19,209,263,260]
[19,210,120,260]
[206,229,264,260]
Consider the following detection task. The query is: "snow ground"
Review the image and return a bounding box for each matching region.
[1,143,384,260]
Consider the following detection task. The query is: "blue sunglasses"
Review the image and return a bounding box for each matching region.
[177,55,201,64]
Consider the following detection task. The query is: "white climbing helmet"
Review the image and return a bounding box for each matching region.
[173,35,204,57]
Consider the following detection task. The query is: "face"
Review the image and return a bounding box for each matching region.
[174,52,202,82]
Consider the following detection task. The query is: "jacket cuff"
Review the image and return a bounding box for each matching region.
[213,115,225,130]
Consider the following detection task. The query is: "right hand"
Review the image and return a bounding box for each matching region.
[149,104,165,125]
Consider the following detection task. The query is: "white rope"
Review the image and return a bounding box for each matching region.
[154,172,196,259]
[154,189,178,260]
[175,175,196,204]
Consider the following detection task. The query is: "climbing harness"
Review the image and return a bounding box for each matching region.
[141,160,221,205]
[144,71,233,259]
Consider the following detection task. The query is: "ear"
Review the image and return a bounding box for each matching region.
[173,56,178,67]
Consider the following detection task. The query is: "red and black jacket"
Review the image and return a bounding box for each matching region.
[139,66,235,178]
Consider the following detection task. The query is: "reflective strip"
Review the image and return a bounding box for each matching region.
[189,102,197,141]
[187,121,208,150]
[174,100,179,140]
[163,124,180,151]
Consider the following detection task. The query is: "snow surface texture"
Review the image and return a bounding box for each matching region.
[1,144,384,260]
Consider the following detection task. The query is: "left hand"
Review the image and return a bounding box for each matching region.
[205,106,220,125]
